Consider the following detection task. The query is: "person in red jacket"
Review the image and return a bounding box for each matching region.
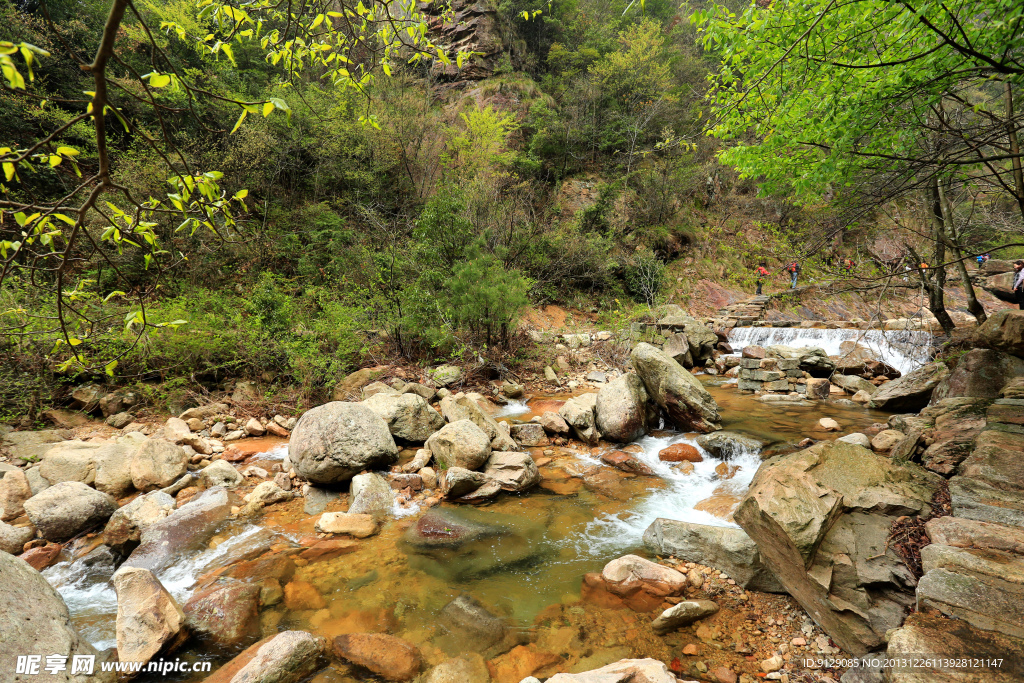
[786,261,800,288]
[755,263,770,295]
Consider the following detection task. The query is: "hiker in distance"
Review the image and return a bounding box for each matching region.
[786,260,800,288]
[1014,260,1024,310]
[755,263,770,295]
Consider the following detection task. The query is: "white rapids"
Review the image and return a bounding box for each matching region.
[577,433,761,557]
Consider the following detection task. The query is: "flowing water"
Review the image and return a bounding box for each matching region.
[726,327,933,376]
[45,379,893,681]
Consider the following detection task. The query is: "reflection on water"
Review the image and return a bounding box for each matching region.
[50,377,893,681]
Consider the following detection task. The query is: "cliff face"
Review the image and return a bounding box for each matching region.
[421,0,514,82]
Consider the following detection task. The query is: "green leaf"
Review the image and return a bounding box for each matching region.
[149,72,171,88]
[231,108,248,134]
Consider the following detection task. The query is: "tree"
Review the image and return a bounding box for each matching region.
[0,0,471,372]
[695,0,1024,332]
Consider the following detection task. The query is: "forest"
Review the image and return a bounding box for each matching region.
[1,0,1022,417]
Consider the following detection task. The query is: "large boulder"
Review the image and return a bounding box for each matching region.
[975,309,1024,357]
[288,402,399,485]
[482,452,540,492]
[440,468,502,501]
[2,429,65,464]
[642,518,783,593]
[40,438,138,497]
[695,431,764,458]
[348,472,394,517]
[130,440,188,491]
[932,348,1024,402]
[24,481,117,542]
[426,420,492,470]
[629,343,721,432]
[0,552,108,682]
[121,487,231,573]
[439,394,517,451]
[831,373,877,396]
[215,631,326,683]
[558,393,600,445]
[333,367,383,401]
[200,459,244,489]
[103,490,176,553]
[595,374,650,443]
[183,578,261,647]
[734,441,942,654]
[0,519,34,554]
[113,566,188,667]
[978,271,1018,302]
[363,392,445,443]
[869,361,949,412]
[663,333,693,368]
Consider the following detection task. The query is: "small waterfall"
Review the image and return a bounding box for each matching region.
[493,399,531,418]
[726,327,933,376]
[576,434,762,557]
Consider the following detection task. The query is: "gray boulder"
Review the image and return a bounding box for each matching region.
[642,518,783,593]
[0,468,32,521]
[130,440,188,491]
[559,393,601,444]
[288,402,399,485]
[973,309,1024,357]
[426,420,492,470]
[199,460,243,489]
[832,374,877,396]
[0,551,108,683]
[24,481,117,542]
[441,468,501,501]
[482,452,540,492]
[695,431,764,458]
[121,487,231,573]
[3,429,66,464]
[630,343,721,433]
[869,362,949,412]
[509,423,547,446]
[113,566,187,668]
[440,394,517,451]
[931,348,1024,402]
[103,490,176,553]
[223,631,326,683]
[0,519,34,554]
[663,332,694,368]
[40,439,137,497]
[347,472,393,517]
[363,392,445,443]
[735,441,942,654]
[595,374,649,443]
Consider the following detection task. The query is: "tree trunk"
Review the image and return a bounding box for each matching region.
[1007,83,1024,222]
[936,178,987,324]
[922,181,956,335]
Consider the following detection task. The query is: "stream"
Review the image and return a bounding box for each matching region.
[43,373,900,681]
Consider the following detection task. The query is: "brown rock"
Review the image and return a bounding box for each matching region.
[659,443,703,463]
[183,579,261,646]
[486,644,560,683]
[224,553,297,583]
[19,542,63,571]
[299,539,360,563]
[266,421,290,437]
[284,580,326,610]
[711,665,738,683]
[333,633,422,681]
[601,450,654,476]
[742,346,766,359]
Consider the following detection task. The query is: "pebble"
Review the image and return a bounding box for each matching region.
[683,644,699,655]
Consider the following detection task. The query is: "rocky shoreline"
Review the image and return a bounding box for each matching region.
[1,310,1023,683]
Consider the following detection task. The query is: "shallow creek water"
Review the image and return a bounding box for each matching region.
[45,379,891,681]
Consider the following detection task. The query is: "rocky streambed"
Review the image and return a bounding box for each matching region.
[3,312,1024,683]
